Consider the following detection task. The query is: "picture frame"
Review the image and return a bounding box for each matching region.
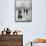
[15,0,32,22]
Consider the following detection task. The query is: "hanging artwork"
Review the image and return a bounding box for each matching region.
[15,0,32,22]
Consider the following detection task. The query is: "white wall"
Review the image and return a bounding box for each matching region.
[32,0,46,39]
[0,0,46,45]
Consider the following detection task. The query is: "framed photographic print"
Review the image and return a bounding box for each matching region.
[15,0,32,22]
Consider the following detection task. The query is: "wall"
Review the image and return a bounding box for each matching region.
[0,0,46,45]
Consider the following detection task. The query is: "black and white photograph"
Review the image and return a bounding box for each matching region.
[15,0,32,22]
